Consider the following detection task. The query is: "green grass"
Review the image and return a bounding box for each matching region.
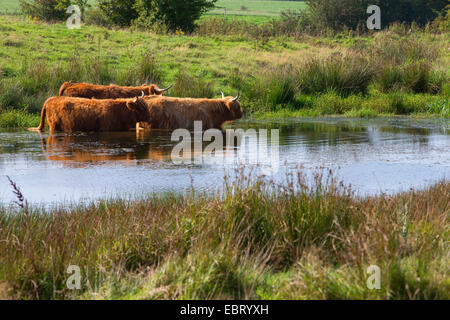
[251,92,449,119]
[0,108,40,128]
[201,13,273,24]
[0,15,448,128]
[1,170,448,299]
[0,0,21,14]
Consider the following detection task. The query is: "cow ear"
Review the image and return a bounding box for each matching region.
[126,98,138,111]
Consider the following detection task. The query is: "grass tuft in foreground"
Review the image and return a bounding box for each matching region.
[0,170,448,300]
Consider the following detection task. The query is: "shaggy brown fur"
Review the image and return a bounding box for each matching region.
[59,82,170,99]
[29,96,150,132]
[132,96,243,130]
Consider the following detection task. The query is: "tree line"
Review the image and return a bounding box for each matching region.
[19,0,449,32]
[20,0,217,32]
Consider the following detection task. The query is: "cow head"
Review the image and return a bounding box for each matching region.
[147,84,172,95]
[219,88,243,120]
[126,92,150,121]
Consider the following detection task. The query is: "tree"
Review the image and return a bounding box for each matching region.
[307,0,368,30]
[73,0,91,21]
[97,0,139,27]
[133,0,217,32]
[20,0,71,21]
[306,0,449,30]
[379,0,449,26]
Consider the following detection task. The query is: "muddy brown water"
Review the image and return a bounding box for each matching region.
[1,117,449,207]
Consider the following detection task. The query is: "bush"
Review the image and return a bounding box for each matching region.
[431,4,450,32]
[306,0,449,30]
[20,0,71,22]
[97,0,217,32]
[97,0,138,27]
[379,0,449,26]
[84,8,110,27]
[133,0,217,32]
[307,0,369,31]
[275,9,314,36]
[72,0,90,20]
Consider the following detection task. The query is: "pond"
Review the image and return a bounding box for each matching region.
[1,117,449,207]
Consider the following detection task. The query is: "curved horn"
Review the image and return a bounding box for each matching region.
[141,91,145,98]
[219,88,225,99]
[232,92,241,102]
[161,85,172,92]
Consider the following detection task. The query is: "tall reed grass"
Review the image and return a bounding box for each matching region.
[297,54,376,96]
[368,33,447,94]
[0,170,448,299]
[170,70,215,98]
[0,51,162,113]
[241,33,447,114]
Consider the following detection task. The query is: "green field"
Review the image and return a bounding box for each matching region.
[0,0,21,14]
[211,0,307,16]
[0,14,448,129]
[0,0,307,16]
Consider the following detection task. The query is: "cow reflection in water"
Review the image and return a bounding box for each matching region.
[39,131,174,168]
[40,129,239,167]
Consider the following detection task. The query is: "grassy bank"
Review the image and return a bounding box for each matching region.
[0,109,40,128]
[0,170,448,299]
[0,15,448,128]
[252,92,450,118]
